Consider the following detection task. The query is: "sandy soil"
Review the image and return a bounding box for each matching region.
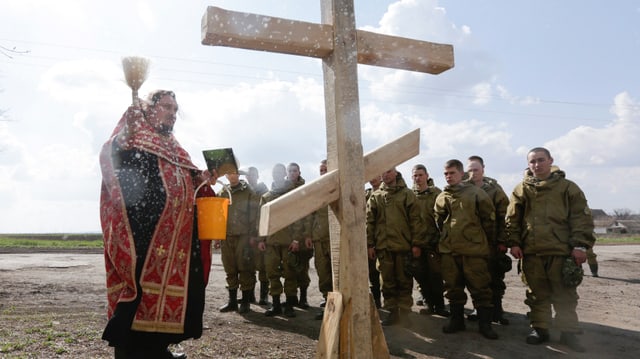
[0,245,638,358]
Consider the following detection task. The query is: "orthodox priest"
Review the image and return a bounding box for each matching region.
[99,90,217,359]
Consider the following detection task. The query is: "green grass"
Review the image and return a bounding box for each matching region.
[0,233,637,249]
[596,236,640,245]
[0,234,103,249]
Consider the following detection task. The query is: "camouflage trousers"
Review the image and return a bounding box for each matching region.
[220,234,256,291]
[441,254,492,308]
[522,255,580,332]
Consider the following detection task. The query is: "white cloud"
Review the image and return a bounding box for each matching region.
[38,59,124,103]
[358,0,499,109]
[472,82,492,105]
[546,92,640,167]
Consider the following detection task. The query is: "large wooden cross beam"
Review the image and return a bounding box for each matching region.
[202,3,453,358]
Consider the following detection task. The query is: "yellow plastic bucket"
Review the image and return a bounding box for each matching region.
[196,197,229,240]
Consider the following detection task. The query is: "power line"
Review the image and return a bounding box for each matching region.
[1,38,636,122]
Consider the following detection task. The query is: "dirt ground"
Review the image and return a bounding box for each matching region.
[0,245,638,359]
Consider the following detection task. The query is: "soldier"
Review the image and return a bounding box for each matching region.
[217,170,261,314]
[466,156,511,325]
[367,168,425,327]
[243,166,270,305]
[587,241,599,277]
[312,160,334,320]
[411,164,449,317]
[507,147,594,352]
[287,162,314,310]
[365,176,383,309]
[244,166,269,195]
[435,159,498,340]
[257,164,299,317]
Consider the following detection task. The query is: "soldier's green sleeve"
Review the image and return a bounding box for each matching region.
[477,190,496,244]
[567,183,595,249]
[505,184,525,248]
[366,194,377,248]
[248,190,260,237]
[407,192,427,248]
[433,193,447,233]
[493,185,509,245]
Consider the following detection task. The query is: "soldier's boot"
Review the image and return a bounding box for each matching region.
[381,308,400,326]
[297,286,310,309]
[265,296,282,317]
[371,287,382,309]
[589,264,599,277]
[560,332,586,352]
[258,281,270,305]
[492,298,509,325]
[526,327,550,345]
[219,289,238,313]
[478,307,499,339]
[238,290,251,314]
[466,308,478,321]
[442,304,466,333]
[433,304,451,317]
[284,296,297,317]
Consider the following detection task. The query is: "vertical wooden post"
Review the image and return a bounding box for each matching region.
[321,1,372,357]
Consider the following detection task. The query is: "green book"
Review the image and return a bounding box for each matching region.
[202,148,239,175]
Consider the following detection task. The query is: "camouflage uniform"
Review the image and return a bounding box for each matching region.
[412,178,447,313]
[366,173,426,314]
[506,167,594,334]
[586,236,599,277]
[365,186,382,308]
[434,182,496,310]
[248,181,269,303]
[218,180,260,294]
[471,176,511,322]
[311,206,333,300]
[260,180,301,314]
[289,177,314,305]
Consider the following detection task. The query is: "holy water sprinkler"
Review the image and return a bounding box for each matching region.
[122,56,150,105]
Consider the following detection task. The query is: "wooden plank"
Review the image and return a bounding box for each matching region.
[363,128,420,181]
[370,294,390,359]
[339,297,353,358]
[258,169,339,236]
[258,128,420,236]
[321,0,372,357]
[202,7,454,75]
[357,30,454,74]
[201,6,333,58]
[315,292,343,359]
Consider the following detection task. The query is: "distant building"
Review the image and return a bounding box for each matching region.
[607,219,640,234]
[591,209,614,234]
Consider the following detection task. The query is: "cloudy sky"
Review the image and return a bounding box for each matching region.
[1,0,639,233]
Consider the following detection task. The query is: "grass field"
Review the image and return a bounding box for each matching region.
[0,234,104,249]
[0,233,638,249]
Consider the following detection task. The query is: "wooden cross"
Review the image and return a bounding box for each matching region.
[201,2,453,358]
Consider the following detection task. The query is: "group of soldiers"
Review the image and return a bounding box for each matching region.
[214,162,333,320]
[214,147,596,353]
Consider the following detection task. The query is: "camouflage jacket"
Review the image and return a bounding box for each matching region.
[506,167,595,255]
[218,180,260,237]
[413,178,442,250]
[366,173,426,252]
[434,182,496,256]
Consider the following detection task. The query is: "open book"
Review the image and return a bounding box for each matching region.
[202,148,239,175]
